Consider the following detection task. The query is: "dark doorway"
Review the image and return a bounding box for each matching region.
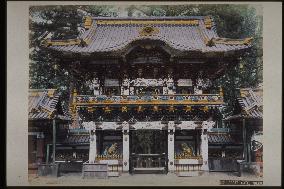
[129,130,168,174]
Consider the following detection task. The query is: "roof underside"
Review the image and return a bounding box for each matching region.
[46,16,252,54]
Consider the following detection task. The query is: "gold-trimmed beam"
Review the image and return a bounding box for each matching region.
[96,19,199,26]
[42,38,90,47]
[212,37,253,46]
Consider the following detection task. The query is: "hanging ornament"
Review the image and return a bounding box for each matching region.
[121,106,128,112]
[153,105,159,112]
[137,105,144,112]
[104,106,111,113]
[168,105,175,112]
[203,106,209,112]
[87,106,95,112]
[184,106,192,112]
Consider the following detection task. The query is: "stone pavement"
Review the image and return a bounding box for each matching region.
[28,172,263,186]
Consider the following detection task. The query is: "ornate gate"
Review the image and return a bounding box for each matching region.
[129,130,168,174]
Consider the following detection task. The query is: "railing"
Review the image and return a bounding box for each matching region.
[74,94,223,106]
[130,153,167,173]
[209,128,230,133]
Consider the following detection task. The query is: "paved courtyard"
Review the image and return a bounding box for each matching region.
[28,172,263,186]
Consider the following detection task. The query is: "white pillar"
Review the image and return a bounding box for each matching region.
[201,129,209,171]
[168,129,175,172]
[89,129,97,163]
[122,129,130,172]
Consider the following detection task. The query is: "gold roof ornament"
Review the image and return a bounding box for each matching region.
[204,16,212,29]
[84,16,93,29]
[139,26,160,36]
[219,87,224,97]
[47,89,56,97]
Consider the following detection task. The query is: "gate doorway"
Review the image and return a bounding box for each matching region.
[129,130,168,174]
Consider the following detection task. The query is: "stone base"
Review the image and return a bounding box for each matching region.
[37,163,59,177]
[108,172,120,177]
[176,171,204,177]
[238,162,262,177]
[82,163,108,179]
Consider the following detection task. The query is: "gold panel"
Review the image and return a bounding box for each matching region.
[84,16,93,29]
[43,38,81,47]
[213,37,253,46]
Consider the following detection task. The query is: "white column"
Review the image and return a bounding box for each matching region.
[122,121,130,172]
[122,129,130,172]
[201,129,209,171]
[168,127,175,172]
[89,129,97,163]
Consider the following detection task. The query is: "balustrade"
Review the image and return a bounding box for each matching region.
[74,94,223,105]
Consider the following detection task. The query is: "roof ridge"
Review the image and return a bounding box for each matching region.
[90,16,212,20]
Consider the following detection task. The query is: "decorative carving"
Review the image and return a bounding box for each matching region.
[181,143,193,156]
[131,121,164,130]
[139,26,159,36]
[84,16,93,29]
[82,121,96,131]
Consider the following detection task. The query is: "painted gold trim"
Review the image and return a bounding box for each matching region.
[84,16,93,29]
[96,19,199,25]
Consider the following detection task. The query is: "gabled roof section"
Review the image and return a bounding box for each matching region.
[237,86,263,119]
[29,89,71,120]
[225,85,263,120]
[44,16,253,54]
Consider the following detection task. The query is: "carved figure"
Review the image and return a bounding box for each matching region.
[181,143,193,156]
[107,143,118,155]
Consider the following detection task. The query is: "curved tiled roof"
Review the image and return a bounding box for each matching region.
[29,89,71,120]
[208,133,236,144]
[46,16,252,54]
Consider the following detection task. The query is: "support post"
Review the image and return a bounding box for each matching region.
[167,129,175,172]
[52,119,56,164]
[36,133,44,165]
[242,119,247,162]
[89,129,97,163]
[122,129,130,172]
[201,129,209,171]
[46,144,50,164]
